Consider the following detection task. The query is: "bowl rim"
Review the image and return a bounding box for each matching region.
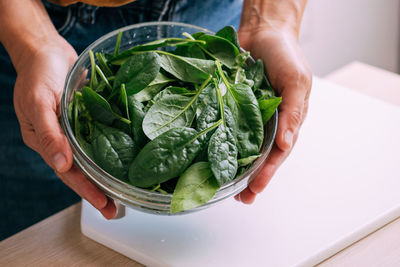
[60,21,278,210]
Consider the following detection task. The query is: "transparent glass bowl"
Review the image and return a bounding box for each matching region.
[60,22,278,215]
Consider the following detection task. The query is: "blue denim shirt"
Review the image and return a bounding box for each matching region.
[0,0,243,240]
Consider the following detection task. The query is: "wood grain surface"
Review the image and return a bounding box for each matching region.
[0,203,143,267]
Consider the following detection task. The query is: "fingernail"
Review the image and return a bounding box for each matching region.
[284,130,293,149]
[53,152,67,172]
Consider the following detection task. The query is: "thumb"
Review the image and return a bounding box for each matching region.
[275,86,307,151]
[33,99,73,173]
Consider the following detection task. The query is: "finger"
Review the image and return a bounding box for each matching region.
[99,198,117,220]
[33,94,73,173]
[275,86,307,152]
[56,164,109,211]
[237,187,256,204]
[249,132,300,194]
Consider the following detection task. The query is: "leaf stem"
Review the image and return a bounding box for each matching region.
[95,65,113,91]
[213,78,225,127]
[89,50,98,89]
[114,31,123,57]
[95,52,113,77]
[183,32,217,61]
[216,59,231,91]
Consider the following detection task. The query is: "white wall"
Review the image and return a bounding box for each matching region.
[299,0,400,76]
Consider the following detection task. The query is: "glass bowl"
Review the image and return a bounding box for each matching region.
[60,21,278,215]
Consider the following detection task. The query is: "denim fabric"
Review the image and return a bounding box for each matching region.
[0,0,242,240]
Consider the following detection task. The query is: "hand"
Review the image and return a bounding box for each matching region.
[236,28,312,203]
[12,35,116,219]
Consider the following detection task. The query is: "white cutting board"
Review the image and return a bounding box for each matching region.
[81,77,400,267]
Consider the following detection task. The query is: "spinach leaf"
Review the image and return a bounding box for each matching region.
[208,124,238,186]
[127,96,147,148]
[217,61,264,158]
[258,96,282,125]
[158,51,215,83]
[82,86,130,126]
[232,67,254,87]
[235,51,250,68]
[170,162,219,214]
[152,86,193,102]
[196,103,219,141]
[143,76,211,140]
[207,80,238,186]
[174,43,206,59]
[238,154,261,167]
[132,72,174,102]
[113,30,123,57]
[255,83,275,100]
[142,94,195,140]
[195,83,217,117]
[196,34,239,68]
[89,50,98,89]
[118,84,129,119]
[73,91,94,159]
[111,38,205,65]
[246,59,264,91]
[128,127,203,187]
[223,84,264,157]
[113,52,161,95]
[91,122,139,181]
[95,52,113,77]
[216,25,240,50]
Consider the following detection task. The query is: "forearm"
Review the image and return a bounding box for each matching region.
[239,0,307,37]
[0,0,59,71]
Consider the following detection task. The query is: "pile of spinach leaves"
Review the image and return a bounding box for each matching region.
[68,26,282,213]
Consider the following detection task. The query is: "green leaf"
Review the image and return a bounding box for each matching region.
[195,83,217,117]
[132,72,174,102]
[111,38,205,65]
[171,162,219,213]
[232,67,254,87]
[224,83,264,157]
[255,87,275,100]
[73,92,94,159]
[142,93,196,140]
[217,60,264,158]
[238,154,261,167]
[197,34,240,68]
[258,96,282,125]
[91,122,139,181]
[153,86,193,102]
[246,59,265,91]
[216,25,240,50]
[208,124,238,186]
[127,96,147,148]
[82,86,129,125]
[89,50,98,89]
[114,31,123,57]
[95,52,113,77]
[129,127,203,188]
[158,52,215,83]
[174,42,206,59]
[114,52,161,95]
[143,77,211,140]
[118,84,129,119]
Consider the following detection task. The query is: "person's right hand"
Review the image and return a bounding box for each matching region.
[12,35,116,219]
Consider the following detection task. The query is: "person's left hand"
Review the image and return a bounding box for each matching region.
[236,27,312,203]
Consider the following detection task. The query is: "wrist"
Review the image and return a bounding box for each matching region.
[239,0,307,41]
[0,0,61,72]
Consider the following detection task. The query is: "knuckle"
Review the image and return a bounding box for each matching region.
[37,130,58,151]
[287,107,303,127]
